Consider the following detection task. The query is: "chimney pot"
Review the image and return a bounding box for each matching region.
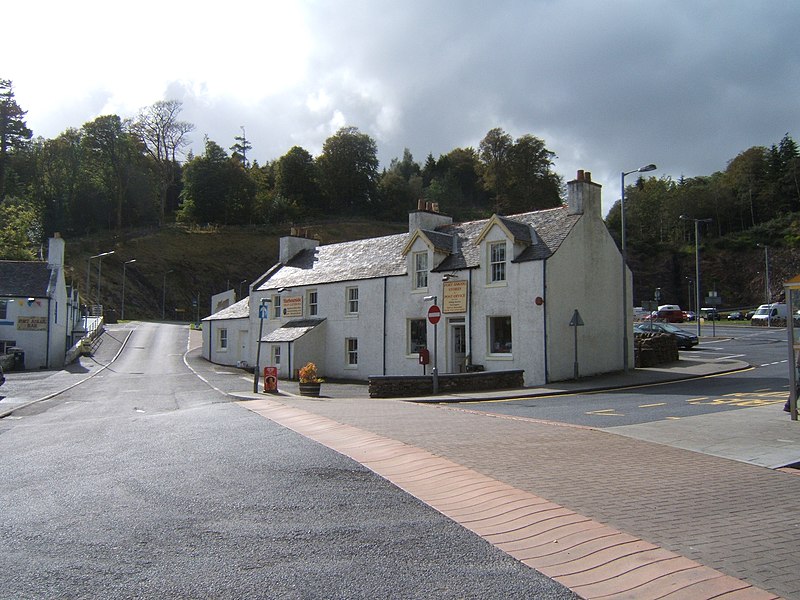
[585,171,591,182]
[577,169,584,182]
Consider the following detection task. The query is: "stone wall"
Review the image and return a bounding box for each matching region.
[369,370,525,398]
[634,332,679,367]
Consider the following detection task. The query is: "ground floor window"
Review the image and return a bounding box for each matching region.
[408,318,427,354]
[488,316,512,354]
[0,340,16,354]
[346,337,358,366]
[218,328,228,350]
[271,345,281,365]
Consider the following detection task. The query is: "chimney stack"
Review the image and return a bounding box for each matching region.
[567,169,601,216]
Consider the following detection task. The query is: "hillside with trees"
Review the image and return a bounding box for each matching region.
[1,76,798,319]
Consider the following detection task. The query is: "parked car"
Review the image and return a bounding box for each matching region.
[635,322,699,349]
[653,304,685,323]
[682,311,696,322]
[700,307,721,320]
[727,311,744,320]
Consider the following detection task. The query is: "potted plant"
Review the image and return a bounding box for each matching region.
[298,362,323,397]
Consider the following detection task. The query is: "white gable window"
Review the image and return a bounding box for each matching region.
[488,316,512,354]
[489,241,506,283]
[346,287,359,315]
[346,337,358,366]
[413,251,428,290]
[307,290,318,316]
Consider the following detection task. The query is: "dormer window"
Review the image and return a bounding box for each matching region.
[489,241,506,283]
[413,251,428,290]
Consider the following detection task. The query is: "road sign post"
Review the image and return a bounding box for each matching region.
[427,304,441,394]
[569,309,585,379]
[253,298,270,393]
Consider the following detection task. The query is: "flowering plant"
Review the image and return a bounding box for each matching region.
[298,362,323,383]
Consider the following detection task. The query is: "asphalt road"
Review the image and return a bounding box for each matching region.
[468,324,792,427]
[0,322,576,599]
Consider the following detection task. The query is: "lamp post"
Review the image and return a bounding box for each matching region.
[680,215,712,337]
[757,243,770,325]
[121,259,136,321]
[162,270,174,320]
[620,163,657,372]
[86,250,114,308]
[253,298,270,393]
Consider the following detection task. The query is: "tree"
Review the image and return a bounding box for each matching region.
[81,115,140,229]
[0,199,40,259]
[0,79,33,200]
[478,128,513,212]
[230,126,252,168]
[274,146,320,213]
[132,100,194,225]
[316,126,379,216]
[506,134,562,212]
[179,138,255,225]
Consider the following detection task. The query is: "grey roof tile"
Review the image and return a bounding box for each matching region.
[257,206,580,288]
[262,317,326,342]
[0,261,53,297]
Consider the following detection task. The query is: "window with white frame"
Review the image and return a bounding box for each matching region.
[218,328,228,350]
[413,251,428,290]
[271,345,281,365]
[346,287,359,315]
[346,338,358,366]
[488,316,512,354]
[307,290,318,316]
[0,300,7,319]
[489,241,506,283]
[272,295,282,318]
[408,319,427,354]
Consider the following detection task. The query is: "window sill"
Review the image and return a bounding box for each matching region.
[486,354,513,360]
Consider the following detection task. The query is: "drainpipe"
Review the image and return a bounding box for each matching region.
[383,277,388,375]
[542,261,549,383]
[467,269,473,365]
[46,297,52,368]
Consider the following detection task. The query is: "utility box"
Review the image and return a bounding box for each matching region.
[7,347,25,371]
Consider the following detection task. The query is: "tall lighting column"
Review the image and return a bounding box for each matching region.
[680,215,712,337]
[86,250,114,308]
[620,163,657,372]
[121,259,136,320]
[162,270,174,320]
[757,243,770,325]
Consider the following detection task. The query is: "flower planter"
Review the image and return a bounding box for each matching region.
[299,382,321,397]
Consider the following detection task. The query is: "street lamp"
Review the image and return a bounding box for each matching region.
[162,270,174,320]
[239,279,248,300]
[121,259,136,321]
[757,243,771,325]
[620,163,657,372]
[680,215,713,337]
[86,250,114,307]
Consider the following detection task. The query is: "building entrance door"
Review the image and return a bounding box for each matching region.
[449,321,466,373]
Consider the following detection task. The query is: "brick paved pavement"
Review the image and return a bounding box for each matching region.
[243,395,799,599]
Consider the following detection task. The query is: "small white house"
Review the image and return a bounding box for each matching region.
[0,234,81,369]
[203,170,632,387]
[202,296,250,367]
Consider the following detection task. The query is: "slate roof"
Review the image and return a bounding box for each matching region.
[257,234,408,291]
[256,205,581,290]
[262,318,326,342]
[0,261,54,297]
[203,296,249,321]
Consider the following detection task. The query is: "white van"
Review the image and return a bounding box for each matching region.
[750,303,788,326]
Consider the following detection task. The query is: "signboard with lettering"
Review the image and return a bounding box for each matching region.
[17,316,47,331]
[442,280,468,313]
[281,296,303,318]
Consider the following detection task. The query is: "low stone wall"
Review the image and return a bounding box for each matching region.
[634,332,678,367]
[369,370,525,398]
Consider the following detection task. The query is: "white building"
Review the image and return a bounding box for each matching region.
[204,171,631,386]
[0,234,82,369]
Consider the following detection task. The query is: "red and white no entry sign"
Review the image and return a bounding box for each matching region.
[427,305,441,324]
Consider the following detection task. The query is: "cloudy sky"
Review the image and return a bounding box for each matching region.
[6,1,799,215]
